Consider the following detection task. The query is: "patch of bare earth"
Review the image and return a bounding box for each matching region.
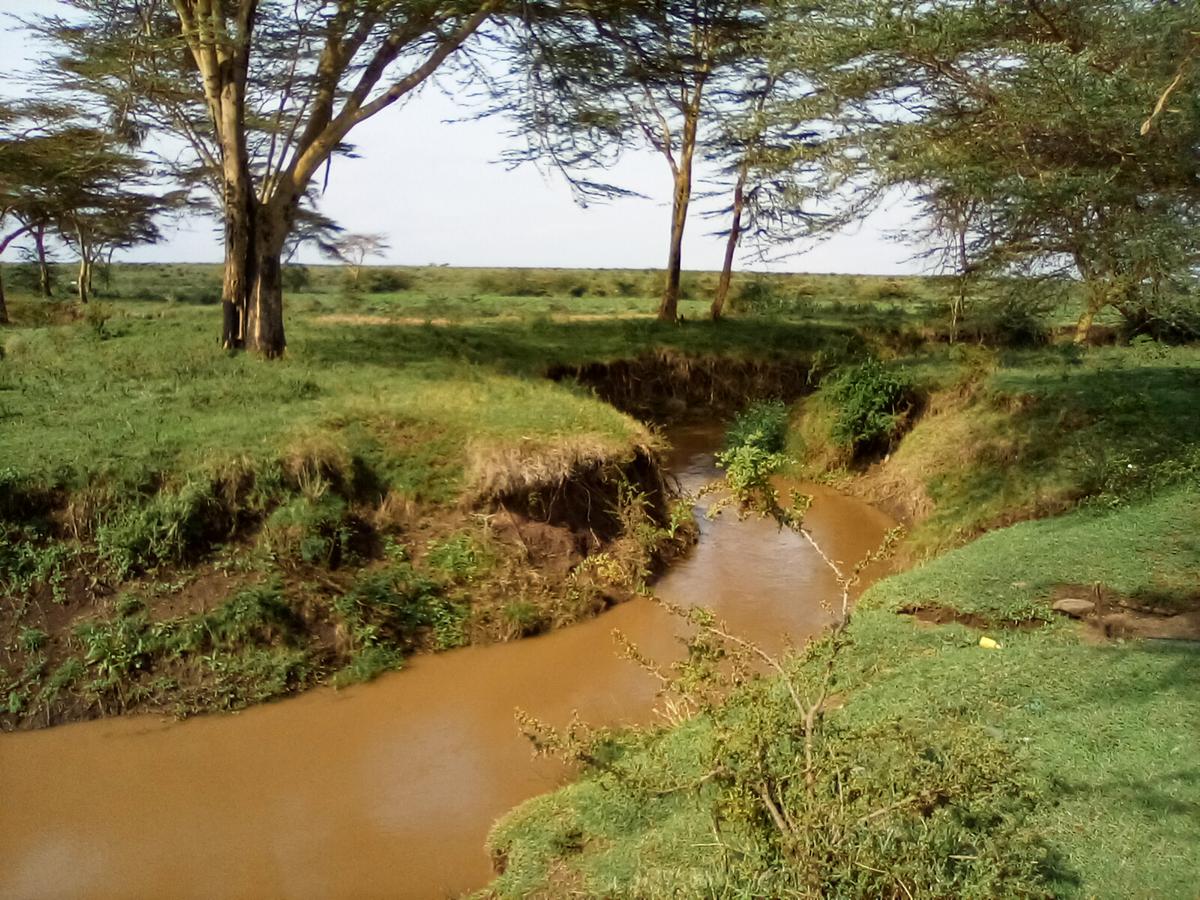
[1049,585,1200,643]
[898,605,1044,631]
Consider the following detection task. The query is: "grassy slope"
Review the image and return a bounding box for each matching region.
[488,491,1200,900]
[793,343,1200,555]
[487,348,1200,898]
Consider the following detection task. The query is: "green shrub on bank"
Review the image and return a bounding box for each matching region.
[263,494,355,567]
[333,560,467,663]
[825,359,915,456]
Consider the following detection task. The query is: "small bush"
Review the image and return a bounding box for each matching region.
[732,278,782,313]
[863,278,912,302]
[282,265,311,292]
[263,494,354,567]
[502,600,547,638]
[826,360,916,456]
[1118,292,1200,344]
[426,533,489,581]
[723,399,790,455]
[334,562,449,651]
[717,400,793,501]
[964,293,1053,347]
[96,481,227,578]
[334,645,405,687]
[474,270,547,297]
[363,269,414,293]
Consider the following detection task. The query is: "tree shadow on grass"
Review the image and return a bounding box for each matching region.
[293,315,863,375]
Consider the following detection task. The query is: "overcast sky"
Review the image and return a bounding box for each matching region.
[0,2,926,274]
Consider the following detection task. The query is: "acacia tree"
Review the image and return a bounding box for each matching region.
[0,105,88,321]
[39,0,500,356]
[762,0,1200,342]
[325,231,391,285]
[59,190,168,303]
[507,0,767,321]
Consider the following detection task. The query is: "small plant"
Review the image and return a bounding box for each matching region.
[263,494,354,567]
[83,301,115,337]
[426,533,488,581]
[363,269,413,293]
[96,480,226,578]
[17,626,48,653]
[502,600,546,638]
[334,645,405,687]
[723,399,790,455]
[716,400,793,504]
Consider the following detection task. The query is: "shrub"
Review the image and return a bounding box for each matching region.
[717,400,793,501]
[263,494,355,567]
[863,278,912,302]
[96,481,228,578]
[334,562,449,650]
[502,600,547,638]
[1118,292,1200,344]
[723,399,790,455]
[964,292,1053,346]
[826,360,915,456]
[426,533,489,581]
[282,264,311,292]
[732,277,783,313]
[363,268,414,293]
[333,645,405,687]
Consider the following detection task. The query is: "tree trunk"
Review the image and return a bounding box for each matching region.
[221,170,256,351]
[76,256,88,304]
[711,167,747,321]
[246,204,289,358]
[0,265,8,326]
[35,224,51,298]
[1074,282,1109,344]
[658,96,702,323]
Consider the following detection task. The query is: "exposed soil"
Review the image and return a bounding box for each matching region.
[899,589,1200,643]
[548,349,813,423]
[898,605,1045,631]
[1049,584,1200,643]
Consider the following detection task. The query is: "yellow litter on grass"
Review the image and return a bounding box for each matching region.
[979,636,1002,650]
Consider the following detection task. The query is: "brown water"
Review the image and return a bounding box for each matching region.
[0,424,895,900]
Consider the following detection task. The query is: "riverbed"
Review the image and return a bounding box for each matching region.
[0,423,894,899]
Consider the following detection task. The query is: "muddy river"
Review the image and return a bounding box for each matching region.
[0,424,894,899]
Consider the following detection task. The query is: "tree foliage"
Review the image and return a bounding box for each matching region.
[761,0,1200,341]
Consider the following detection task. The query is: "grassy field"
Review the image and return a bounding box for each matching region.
[2,262,1197,897]
[0,264,868,727]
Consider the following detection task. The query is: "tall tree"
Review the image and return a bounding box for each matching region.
[761,0,1200,342]
[507,0,767,320]
[38,0,500,356]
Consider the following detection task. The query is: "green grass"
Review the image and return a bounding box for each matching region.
[791,342,1200,553]
[3,263,1198,896]
[488,487,1200,899]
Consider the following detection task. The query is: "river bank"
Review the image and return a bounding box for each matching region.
[0,423,894,899]
[487,348,1200,899]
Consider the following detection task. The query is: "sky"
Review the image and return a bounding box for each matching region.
[0,2,927,274]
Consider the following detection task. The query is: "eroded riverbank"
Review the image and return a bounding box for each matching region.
[0,424,894,899]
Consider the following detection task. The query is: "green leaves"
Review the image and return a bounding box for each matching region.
[826,359,914,456]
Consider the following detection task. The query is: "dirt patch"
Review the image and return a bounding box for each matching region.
[548,349,813,423]
[898,605,1045,631]
[1050,584,1200,643]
